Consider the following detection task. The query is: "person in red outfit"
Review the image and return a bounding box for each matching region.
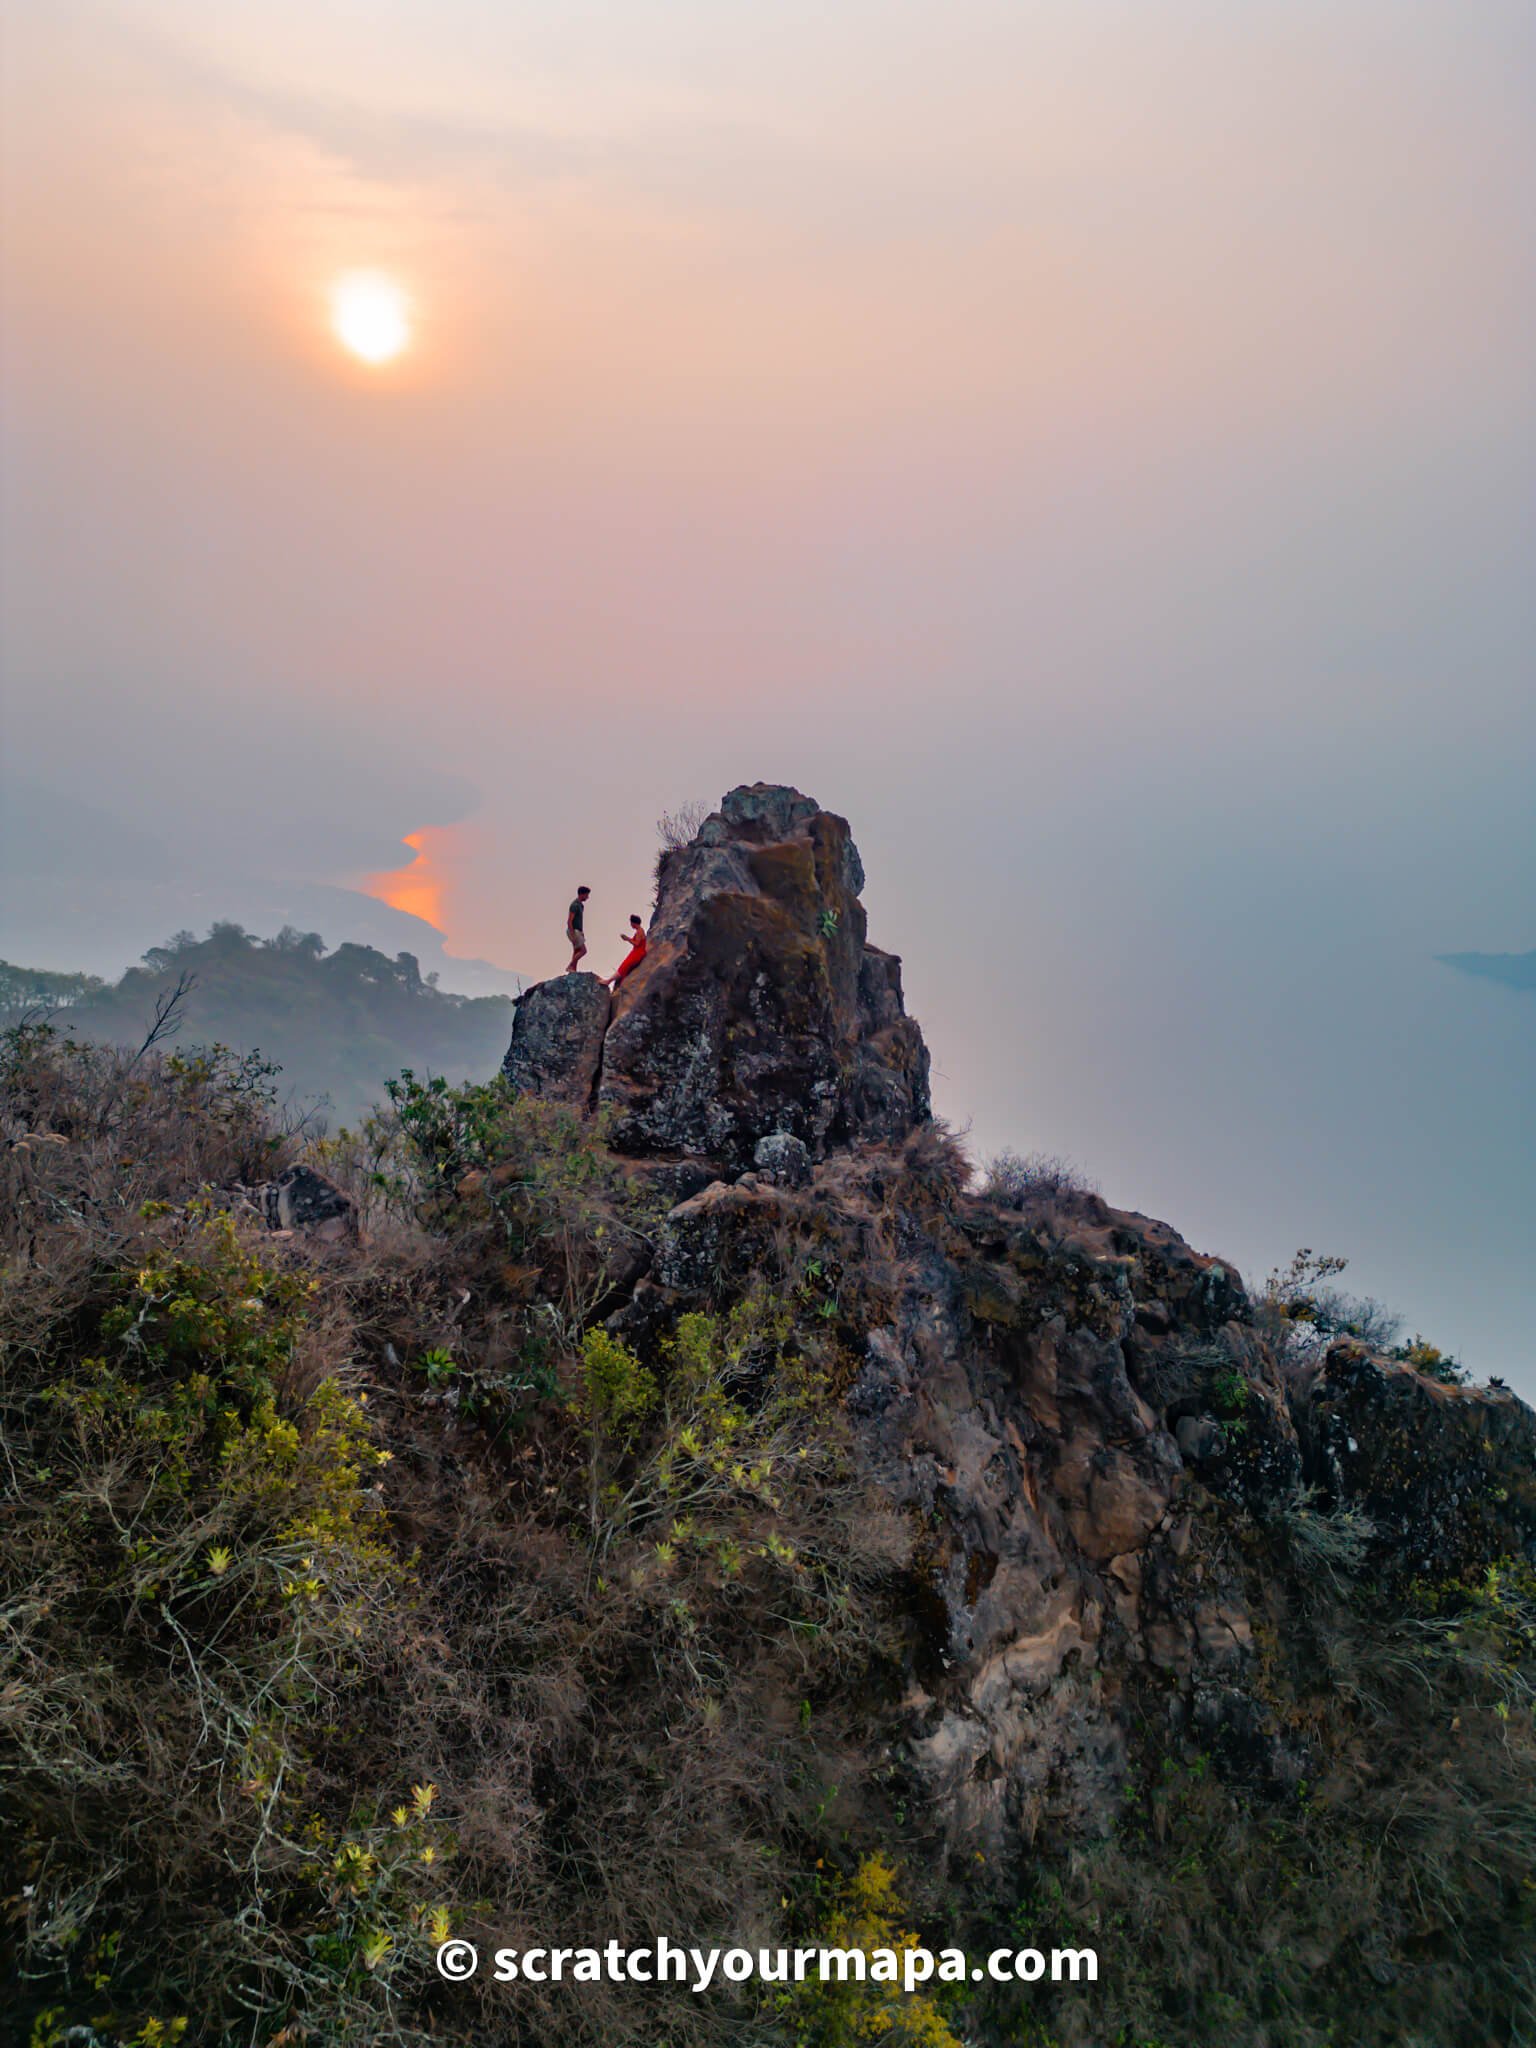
[606,915,647,989]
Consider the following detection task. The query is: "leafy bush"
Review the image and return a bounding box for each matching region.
[1,1207,420,2042]
[788,1857,962,2048]
[1260,1248,1468,1384]
[1386,1333,1468,1386]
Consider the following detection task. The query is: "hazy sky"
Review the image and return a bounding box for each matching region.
[3,2,1533,1381]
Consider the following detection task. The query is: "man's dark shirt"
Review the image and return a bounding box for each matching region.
[568,898,584,934]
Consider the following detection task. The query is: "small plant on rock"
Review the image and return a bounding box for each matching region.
[982,1149,1097,1212]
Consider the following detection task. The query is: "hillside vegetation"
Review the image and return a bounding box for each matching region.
[2,1019,1532,2048]
[1,925,514,1124]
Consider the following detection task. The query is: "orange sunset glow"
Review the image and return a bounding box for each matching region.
[365,828,450,931]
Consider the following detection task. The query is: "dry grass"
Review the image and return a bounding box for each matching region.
[980,1148,1097,1214]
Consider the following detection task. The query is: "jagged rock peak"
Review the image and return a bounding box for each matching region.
[502,784,931,1166]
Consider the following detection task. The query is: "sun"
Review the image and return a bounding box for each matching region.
[329,271,411,365]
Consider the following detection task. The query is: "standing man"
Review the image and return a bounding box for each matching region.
[566,886,591,973]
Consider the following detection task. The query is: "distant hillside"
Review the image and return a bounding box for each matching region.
[1439,949,1536,994]
[0,961,107,1010]
[2,925,515,1123]
[0,776,523,997]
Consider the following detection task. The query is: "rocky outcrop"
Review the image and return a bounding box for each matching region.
[643,1146,1535,1854]
[502,785,930,1167]
[502,974,611,1109]
[501,782,1536,1862]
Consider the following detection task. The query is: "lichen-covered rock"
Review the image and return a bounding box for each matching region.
[646,1150,1274,1850]
[843,1205,1203,1846]
[218,1164,357,1242]
[753,1131,812,1188]
[1295,1340,1536,1578]
[654,1178,791,1293]
[596,785,931,1166]
[502,973,611,1109]
[637,1136,1534,1859]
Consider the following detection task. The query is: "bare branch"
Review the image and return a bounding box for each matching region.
[127,973,197,1072]
[655,800,710,853]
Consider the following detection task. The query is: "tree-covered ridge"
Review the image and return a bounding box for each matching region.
[2,924,515,1123]
[0,960,108,1010]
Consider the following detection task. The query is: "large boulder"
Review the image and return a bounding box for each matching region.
[596,784,931,1165]
[488,781,1536,1881]
[502,974,611,1110]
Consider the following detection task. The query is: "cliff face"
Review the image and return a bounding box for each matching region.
[504,784,930,1166]
[656,1156,1536,1856]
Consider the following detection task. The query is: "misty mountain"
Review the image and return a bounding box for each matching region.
[4,924,514,1124]
[0,777,522,998]
[1440,950,1536,995]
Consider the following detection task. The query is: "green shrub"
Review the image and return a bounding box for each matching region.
[788,1855,962,2048]
[1,1207,421,2042]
